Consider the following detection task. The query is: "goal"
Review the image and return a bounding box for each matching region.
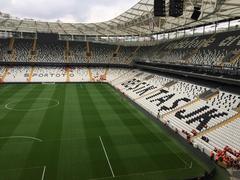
[41,82,56,85]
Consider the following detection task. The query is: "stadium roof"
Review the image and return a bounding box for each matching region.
[0,0,240,36]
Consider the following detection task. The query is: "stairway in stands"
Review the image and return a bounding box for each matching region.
[86,42,92,63]
[29,39,37,62]
[66,67,71,82]
[64,41,70,63]
[0,67,9,83]
[124,46,140,64]
[27,67,35,82]
[87,68,94,81]
[8,38,17,62]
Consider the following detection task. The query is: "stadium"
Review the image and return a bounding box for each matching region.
[0,0,240,179]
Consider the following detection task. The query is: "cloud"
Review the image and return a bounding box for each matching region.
[0,0,139,23]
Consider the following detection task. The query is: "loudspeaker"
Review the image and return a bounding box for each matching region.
[191,7,201,20]
[169,0,184,17]
[154,0,166,17]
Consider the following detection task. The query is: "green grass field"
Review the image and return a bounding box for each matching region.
[0,83,209,180]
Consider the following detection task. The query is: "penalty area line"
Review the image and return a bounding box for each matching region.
[99,136,115,178]
[41,166,46,180]
[0,136,43,142]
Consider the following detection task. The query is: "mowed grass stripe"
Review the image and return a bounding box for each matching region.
[0,84,26,111]
[75,84,122,179]
[85,84,128,176]
[0,84,33,98]
[56,84,89,179]
[20,84,65,180]
[56,84,78,179]
[0,84,15,94]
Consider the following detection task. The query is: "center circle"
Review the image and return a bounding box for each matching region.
[5,98,59,111]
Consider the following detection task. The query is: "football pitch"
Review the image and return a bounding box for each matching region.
[0,83,209,180]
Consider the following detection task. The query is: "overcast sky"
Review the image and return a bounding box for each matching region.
[1,0,139,23]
